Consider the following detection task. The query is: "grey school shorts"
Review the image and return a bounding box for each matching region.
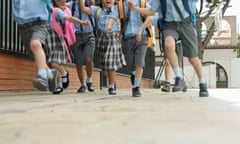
[18,21,49,55]
[162,21,198,58]
[122,35,148,71]
[72,32,95,65]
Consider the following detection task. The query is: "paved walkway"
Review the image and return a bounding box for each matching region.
[0,88,240,144]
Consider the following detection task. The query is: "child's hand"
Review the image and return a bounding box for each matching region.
[105,26,112,33]
[81,20,91,26]
[136,30,142,42]
[105,18,115,33]
[128,0,135,10]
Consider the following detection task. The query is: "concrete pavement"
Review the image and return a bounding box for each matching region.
[0,88,240,144]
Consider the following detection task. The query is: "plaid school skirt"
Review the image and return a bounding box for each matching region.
[45,28,69,64]
[96,32,126,71]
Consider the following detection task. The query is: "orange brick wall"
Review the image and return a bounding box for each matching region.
[0,53,153,92]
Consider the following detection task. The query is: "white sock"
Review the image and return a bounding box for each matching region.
[62,71,67,77]
[38,69,47,79]
[87,77,92,83]
[57,82,63,88]
[47,69,54,79]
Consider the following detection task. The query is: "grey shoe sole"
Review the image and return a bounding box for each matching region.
[172,83,187,92]
[132,88,141,97]
[161,86,170,92]
[132,94,141,97]
[199,92,209,97]
[32,80,48,91]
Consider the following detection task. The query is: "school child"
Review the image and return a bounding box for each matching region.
[128,0,209,97]
[78,0,126,95]
[121,0,153,97]
[13,0,57,91]
[69,0,96,93]
[50,0,90,94]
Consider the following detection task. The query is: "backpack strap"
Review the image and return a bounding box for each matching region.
[182,0,190,14]
[72,0,96,35]
[160,0,196,26]
[139,0,146,22]
[182,0,196,26]
[139,0,151,37]
[84,1,97,36]
[44,0,52,23]
[172,0,185,21]
[96,8,102,21]
[160,0,166,20]
[71,0,76,16]
[118,0,130,38]
[139,0,154,48]
[51,7,65,37]
[118,0,124,26]
[94,8,102,35]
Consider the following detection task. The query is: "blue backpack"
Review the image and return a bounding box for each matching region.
[158,0,197,31]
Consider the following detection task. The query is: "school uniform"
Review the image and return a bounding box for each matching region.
[48,7,72,64]
[13,0,50,54]
[13,0,66,64]
[91,5,126,71]
[13,0,59,91]
[69,1,96,66]
[151,0,198,58]
[45,28,68,65]
[150,0,209,97]
[122,1,150,71]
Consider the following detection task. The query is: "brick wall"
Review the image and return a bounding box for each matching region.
[0,53,153,92]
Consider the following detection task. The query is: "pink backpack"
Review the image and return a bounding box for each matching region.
[51,7,76,46]
[51,7,76,63]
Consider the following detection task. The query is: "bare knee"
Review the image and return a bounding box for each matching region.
[188,57,201,66]
[30,40,42,52]
[85,58,92,64]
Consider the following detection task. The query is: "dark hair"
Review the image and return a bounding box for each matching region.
[52,0,59,7]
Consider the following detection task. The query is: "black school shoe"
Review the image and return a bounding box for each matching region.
[52,87,63,94]
[132,87,141,97]
[172,77,187,92]
[108,84,117,95]
[77,85,86,93]
[87,82,95,92]
[62,71,69,89]
[199,83,209,97]
[108,88,116,95]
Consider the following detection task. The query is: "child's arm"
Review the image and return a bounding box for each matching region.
[78,0,92,15]
[105,18,115,33]
[136,16,153,42]
[128,0,155,16]
[65,15,91,26]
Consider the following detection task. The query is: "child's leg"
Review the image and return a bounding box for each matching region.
[30,40,48,71]
[107,70,116,95]
[85,58,94,92]
[52,72,64,94]
[107,70,116,86]
[134,66,143,88]
[132,66,143,97]
[31,40,57,91]
[49,62,66,94]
